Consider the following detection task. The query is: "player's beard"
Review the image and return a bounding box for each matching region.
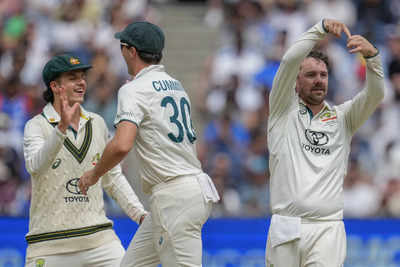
[309,89,326,104]
[299,86,327,106]
[299,86,326,106]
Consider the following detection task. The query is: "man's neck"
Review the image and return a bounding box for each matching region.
[131,61,152,77]
[307,103,325,116]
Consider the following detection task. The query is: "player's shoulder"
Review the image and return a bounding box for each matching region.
[25,112,47,127]
[118,80,144,96]
[23,112,48,136]
[332,100,351,115]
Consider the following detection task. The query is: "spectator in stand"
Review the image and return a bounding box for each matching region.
[343,159,381,218]
[0,76,33,153]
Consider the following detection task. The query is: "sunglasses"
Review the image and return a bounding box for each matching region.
[120,42,131,51]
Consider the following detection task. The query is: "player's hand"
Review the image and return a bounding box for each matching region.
[56,86,80,133]
[323,19,351,39]
[78,169,99,195]
[347,35,378,58]
[139,214,146,225]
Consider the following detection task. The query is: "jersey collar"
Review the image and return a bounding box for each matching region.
[298,98,333,119]
[134,65,165,80]
[298,98,332,112]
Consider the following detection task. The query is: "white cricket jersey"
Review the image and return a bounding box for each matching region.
[23,104,146,258]
[268,21,384,220]
[115,65,203,192]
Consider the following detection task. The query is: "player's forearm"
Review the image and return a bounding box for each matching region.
[104,170,147,223]
[362,54,384,113]
[92,138,129,179]
[345,54,384,134]
[365,53,384,88]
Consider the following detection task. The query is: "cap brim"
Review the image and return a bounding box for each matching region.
[114,32,123,40]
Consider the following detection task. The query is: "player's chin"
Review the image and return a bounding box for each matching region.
[73,96,85,104]
[310,96,325,105]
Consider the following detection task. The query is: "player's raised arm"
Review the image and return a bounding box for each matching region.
[269,19,351,130]
[343,35,384,135]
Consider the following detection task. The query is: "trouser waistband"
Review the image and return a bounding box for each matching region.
[151,174,197,194]
[272,213,342,224]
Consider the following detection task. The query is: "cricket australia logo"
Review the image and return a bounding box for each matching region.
[35,259,45,267]
[65,178,89,203]
[302,129,330,155]
[305,129,329,146]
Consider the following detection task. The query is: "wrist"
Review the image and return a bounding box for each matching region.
[139,214,146,225]
[57,122,68,134]
[364,47,379,59]
[322,19,329,33]
[92,167,102,181]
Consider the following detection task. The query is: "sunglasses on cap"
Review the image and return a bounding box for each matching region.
[120,42,131,51]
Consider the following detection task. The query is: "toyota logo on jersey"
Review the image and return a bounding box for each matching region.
[66,178,82,195]
[305,129,329,146]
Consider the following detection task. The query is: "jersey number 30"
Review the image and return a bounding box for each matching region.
[161,96,197,143]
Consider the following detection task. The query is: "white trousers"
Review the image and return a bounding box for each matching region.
[266,220,346,267]
[121,177,212,267]
[25,240,124,267]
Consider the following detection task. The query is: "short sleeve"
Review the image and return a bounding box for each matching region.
[114,84,146,128]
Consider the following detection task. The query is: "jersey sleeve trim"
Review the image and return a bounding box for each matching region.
[114,119,139,129]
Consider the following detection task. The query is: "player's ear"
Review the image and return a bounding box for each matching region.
[50,80,59,94]
[50,81,58,93]
[128,46,137,58]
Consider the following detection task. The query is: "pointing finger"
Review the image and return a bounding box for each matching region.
[343,25,351,39]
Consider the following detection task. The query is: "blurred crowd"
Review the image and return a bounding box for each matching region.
[0,0,400,219]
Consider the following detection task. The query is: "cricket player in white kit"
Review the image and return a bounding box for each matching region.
[266,19,384,266]
[23,54,147,267]
[79,21,219,267]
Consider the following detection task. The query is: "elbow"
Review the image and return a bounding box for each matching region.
[24,159,37,176]
[280,55,291,66]
[115,147,131,158]
[379,86,385,101]
[375,85,384,103]
[112,141,132,157]
[281,48,303,65]
[26,165,35,176]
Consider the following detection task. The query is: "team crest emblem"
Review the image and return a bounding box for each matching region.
[52,158,62,169]
[92,153,100,166]
[35,258,45,267]
[320,110,337,122]
[70,57,80,65]
[49,118,56,122]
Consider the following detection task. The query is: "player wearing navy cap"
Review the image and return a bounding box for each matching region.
[79,21,220,267]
